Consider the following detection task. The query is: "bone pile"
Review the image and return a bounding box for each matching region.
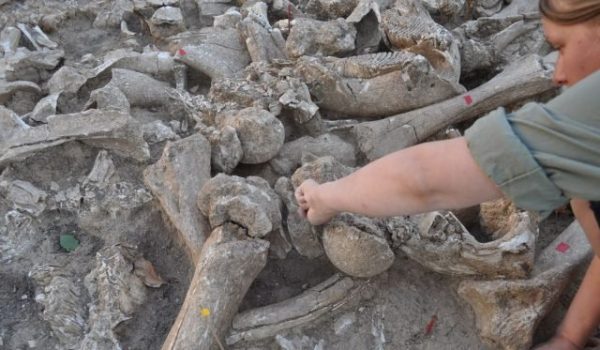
[0,0,588,349]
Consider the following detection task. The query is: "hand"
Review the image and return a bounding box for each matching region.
[532,335,582,350]
[294,179,339,225]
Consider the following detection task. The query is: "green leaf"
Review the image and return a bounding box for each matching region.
[59,234,80,252]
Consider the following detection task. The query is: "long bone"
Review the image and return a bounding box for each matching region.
[353,54,555,161]
[458,221,593,350]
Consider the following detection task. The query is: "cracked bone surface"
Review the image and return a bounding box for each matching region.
[240,1,287,63]
[286,18,357,59]
[393,211,537,278]
[198,173,283,239]
[295,51,465,119]
[0,110,150,167]
[161,223,269,350]
[172,27,251,79]
[381,0,461,82]
[353,54,555,161]
[106,68,174,108]
[227,273,358,345]
[144,134,212,262]
[458,221,593,350]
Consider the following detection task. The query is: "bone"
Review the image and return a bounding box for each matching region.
[149,6,186,39]
[421,0,466,20]
[381,0,461,82]
[239,2,288,64]
[4,48,64,82]
[201,125,243,174]
[161,223,269,350]
[84,85,131,112]
[295,52,465,119]
[393,211,537,278]
[0,26,21,56]
[106,68,174,107]
[274,177,324,259]
[0,110,150,167]
[216,107,285,165]
[30,93,59,123]
[347,0,383,54]
[0,106,29,141]
[47,66,87,94]
[198,174,283,239]
[324,214,395,277]
[83,150,116,190]
[458,221,593,350]
[286,18,357,59]
[6,180,48,216]
[353,54,555,161]
[269,134,356,177]
[0,80,41,103]
[304,0,361,19]
[89,49,177,81]
[144,134,212,263]
[227,274,357,345]
[173,27,251,79]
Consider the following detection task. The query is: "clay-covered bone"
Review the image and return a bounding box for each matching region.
[295,52,464,118]
[6,180,47,216]
[106,68,174,107]
[149,6,186,39]
[458,221,593,350]
[304,0,361,19]
[324,214,395,277]
[239,2,288,63]
[353,54,555,161]
[286,18,357,59]
[269,134,356,177]
[173,27,252,79]
[144,134,212,262]
[202,125,244,174]
[274,177,324,259]
[0,106,29,141]
[161,223,269,350]
[395,211,536,278]
[0,80,41,103]
[81,245,150,349]
[381,0,461,82]
[198,174,283,238]
[228,274,356,344]
[291,155,354,188]
[0,110,150,167]
[216,107,285,164]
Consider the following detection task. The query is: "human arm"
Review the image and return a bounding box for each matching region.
[295,137,504,225]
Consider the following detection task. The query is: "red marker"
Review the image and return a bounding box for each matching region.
[424,314,438,335]
[178,48,187,56]
[464,95,473,105]
[556,242,570,253]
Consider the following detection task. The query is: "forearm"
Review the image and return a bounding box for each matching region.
[315,138,502,218]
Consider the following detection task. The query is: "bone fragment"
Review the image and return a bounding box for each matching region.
[269,134,356,177]
[0,106,29,141]
[239,2,288,63]
[144,134,212,262]
[228,274,357,345]
[347,0,383,54]
[421,0,466,19]
[295,52,465,119]
[83,150,116,190]
[0,80,41,103]
[85,85,131,112]
[458,221,593,350]
[0,110,150,167]
[201,125,243,174]
[47,67,87,94]
[396,211,536,278]
[0,26,21,56]
[381,0,461,82]
[274,177,324,259]
[4,48,64,82]
[353,54,555,161]
[286,18,357,59]
[30,93,59,123]
[142,120,179,144]
[173,27,251,79]
[304,0,360,19]
[149,6,186,39]
[161,223,269,350]
[198,174,283,238]
[216,107,285,164]
[7,180,47,216]
[89,49,176,81]
[276,77,323,137]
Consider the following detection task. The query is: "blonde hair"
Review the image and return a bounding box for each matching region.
[539,0,600,24]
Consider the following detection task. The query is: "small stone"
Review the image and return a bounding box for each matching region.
[27,340,36,348]
[20,294,27,300]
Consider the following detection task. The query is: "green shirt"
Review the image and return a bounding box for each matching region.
[465,69,600,218]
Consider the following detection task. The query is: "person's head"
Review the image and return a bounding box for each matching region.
[540,0,600,86]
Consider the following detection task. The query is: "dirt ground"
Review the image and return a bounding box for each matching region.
[0,0,587,349]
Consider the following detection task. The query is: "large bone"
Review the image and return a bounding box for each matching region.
[394,211,537,278]
[353,54,555,161]
[0,80,41,103]
[227,274,358,345]
[143,134,212,263]
[458,221,593,350]
[161,223,269,350]
[0,110,150,167]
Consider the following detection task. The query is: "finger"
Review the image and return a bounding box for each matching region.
[297,207,308,218]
